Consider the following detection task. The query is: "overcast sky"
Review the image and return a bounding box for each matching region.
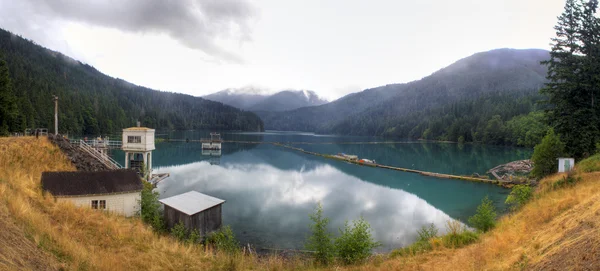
[0,0,565,100]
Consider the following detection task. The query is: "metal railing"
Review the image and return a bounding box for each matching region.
[71,139,122,149]
[79,140,123,169]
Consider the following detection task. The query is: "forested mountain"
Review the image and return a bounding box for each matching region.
[0,28,264,136]
[256,83,405,132]
[248,90,328,111]
[204,88,328,112]
[260,49,550,145]
[204,87,272,111]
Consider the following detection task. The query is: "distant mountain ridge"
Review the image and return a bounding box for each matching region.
[204,88,328,112]
[258,48,550,143]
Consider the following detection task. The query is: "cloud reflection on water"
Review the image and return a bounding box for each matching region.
[156,161,456,251]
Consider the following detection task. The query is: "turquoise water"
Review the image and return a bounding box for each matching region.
[110,131,531,252]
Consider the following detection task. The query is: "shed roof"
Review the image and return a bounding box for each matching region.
[159,191,225,216]
[41,169,143,196]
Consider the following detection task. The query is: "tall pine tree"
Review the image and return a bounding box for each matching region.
[542,0,600,158]
[0,57,18,135]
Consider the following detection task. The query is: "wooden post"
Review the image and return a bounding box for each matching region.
[53,95,58,135]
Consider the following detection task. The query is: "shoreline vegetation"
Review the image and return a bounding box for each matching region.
[1,136,599,270]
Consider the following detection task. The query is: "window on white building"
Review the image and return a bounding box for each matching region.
[128,136,142,143]
[91,200,106,209]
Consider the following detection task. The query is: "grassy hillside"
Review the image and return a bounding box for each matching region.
[364,163,600,270]
[1,137,598,270]
[0,137,302,270]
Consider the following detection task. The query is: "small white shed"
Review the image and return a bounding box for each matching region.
[41,170,143,217]
[557,158,575,173]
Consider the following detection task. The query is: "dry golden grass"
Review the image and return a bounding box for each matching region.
[1,136,599,271]
[348,170,600,271]
[0,137,313,271]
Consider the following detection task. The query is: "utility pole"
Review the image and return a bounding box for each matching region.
[53,95,58,135]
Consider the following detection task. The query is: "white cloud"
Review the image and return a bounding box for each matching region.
[0,0,565,99]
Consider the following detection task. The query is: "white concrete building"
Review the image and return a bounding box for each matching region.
[41,170,143,217]
[122,126,155,178]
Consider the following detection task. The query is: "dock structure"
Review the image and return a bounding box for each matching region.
[149,172,170,186]
[73,136,508,187]
[161,139,435,145]
[201,133,222,150]
[271,143,507,186]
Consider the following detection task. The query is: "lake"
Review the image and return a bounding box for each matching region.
[110,131,531,252]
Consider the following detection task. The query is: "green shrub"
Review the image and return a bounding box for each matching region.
[334,217,380,264]
[188,229,201,244]
[531,128,566,178]
[442,220,479,248]
[505,185,533,210]
[305,203,334,265]
[207,226,239,255]
[391,221,479,258]
[138,182,165,232]
[468,196,497,232]
[416,223,438,243]
[392,223,438,257]
[552,171,581,189]
[171,221,187,242]
[389,239,432,258]
[576,153,600,173]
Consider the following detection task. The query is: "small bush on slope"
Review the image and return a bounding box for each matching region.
[139,182,165,232]
[468,196,497,232]
[305,202,334,265]
[334,217,380,264]
[170,221,187,242]
[207,226,240,255]
[576,153,600,173]
[442,220,479,248]
[505,185,533,210]
[531,128,566,178]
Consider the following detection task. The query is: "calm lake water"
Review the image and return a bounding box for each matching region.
[111,131,531,252]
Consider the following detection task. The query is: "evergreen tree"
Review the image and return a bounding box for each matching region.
[580,0,600,109]
[468,196,497,232]
[0,29,264,136]
[0,58,17,135]
[531,129,566,178]
[305,203,334,265]
[542,0,600,158]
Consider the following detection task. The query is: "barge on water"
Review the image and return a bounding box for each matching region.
[332,153,358,161]
[201,132,222,150]
[358,158,376,165]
